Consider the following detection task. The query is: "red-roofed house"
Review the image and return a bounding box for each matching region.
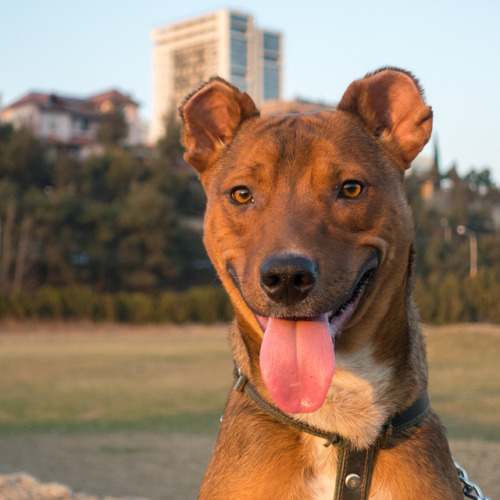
[1,89,146,154]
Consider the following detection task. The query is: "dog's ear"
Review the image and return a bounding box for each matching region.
[337,68,433,168]
[180,77,260,174]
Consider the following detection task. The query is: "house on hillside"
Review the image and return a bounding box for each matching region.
[1,89,146,157]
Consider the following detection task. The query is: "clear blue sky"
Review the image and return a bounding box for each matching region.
[2,0,499,182]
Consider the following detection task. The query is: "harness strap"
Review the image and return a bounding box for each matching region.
[233,365,430,500]
[334,445,376,500]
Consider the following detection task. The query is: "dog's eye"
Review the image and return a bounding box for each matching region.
[230,186,254,204]
[340,181,363,199]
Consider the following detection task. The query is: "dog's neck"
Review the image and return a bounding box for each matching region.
[229,272,428,449]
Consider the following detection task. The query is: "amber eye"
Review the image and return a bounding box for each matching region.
[230,186,254,204]
[340,181,363,199]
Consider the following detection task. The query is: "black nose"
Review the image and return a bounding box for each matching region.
[260,255,318,305]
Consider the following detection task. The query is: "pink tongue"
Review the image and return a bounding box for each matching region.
[259,314,335,414]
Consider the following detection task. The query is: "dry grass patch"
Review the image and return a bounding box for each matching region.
[0,322,232,433]
[425,323,500,440]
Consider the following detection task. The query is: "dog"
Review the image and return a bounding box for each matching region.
[180,68,463,499]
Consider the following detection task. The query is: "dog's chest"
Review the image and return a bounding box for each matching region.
[304,442,394,500]
[308,475,336,500]
[302,345,395,499]
[299,343,394,449]
[303,436,338,500]
[308,481,395,500]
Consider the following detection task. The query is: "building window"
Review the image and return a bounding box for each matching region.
[264,53,278,62]
[231,24,247,34]
[172,41,218,104]
[264,67,280,100]
[263,33,280,52]
[230,37,247,70]
[230,14,248,35]
[231,66,246,77]
[230,73,247,92]
[230,14,248,26]
[48,113,56,131]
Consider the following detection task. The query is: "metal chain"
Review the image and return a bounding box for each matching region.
[454,460,491,500]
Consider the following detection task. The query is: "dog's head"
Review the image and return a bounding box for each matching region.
[180,68,432,414]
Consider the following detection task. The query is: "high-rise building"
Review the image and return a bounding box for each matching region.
[150,9,282,143]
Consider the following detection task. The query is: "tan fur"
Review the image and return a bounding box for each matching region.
[300,343,395,450]
[180,68,462,499]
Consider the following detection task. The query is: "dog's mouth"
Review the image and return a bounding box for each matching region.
[256,266,376,415]
[328,267,375,331]
[256,267,374,334]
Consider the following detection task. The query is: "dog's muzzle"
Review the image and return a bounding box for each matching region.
[260,254,318,306]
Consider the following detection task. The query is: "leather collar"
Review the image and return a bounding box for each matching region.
[233,365,430,499]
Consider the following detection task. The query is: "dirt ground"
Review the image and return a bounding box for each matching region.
[0,432,498,500]
[0,432,213,500]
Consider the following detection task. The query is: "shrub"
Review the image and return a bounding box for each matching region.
[35,286,64,318]
[113,292,156,323]
[60,286,95,319]
[93,293,116,322]
[114,292,131,322]
[6,292,34,319]
[157,291,190,323]
[126,293,156,323]
[0,294,11,319]
[156,286,233,324]
[186,286,221,323]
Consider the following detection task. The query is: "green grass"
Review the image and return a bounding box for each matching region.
[0,322,499,441]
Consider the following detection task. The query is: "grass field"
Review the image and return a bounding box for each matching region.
[0,322,233,435]
[426,323,500,441]
[0,321,499,440]
[0,321,499,499]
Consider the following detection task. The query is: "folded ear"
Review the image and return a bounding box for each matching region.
[179,77,260,174]
[337,68,433,168]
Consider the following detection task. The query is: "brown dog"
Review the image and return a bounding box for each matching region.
[180,68,463,499]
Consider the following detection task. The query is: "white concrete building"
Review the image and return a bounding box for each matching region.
[150,9,282,143]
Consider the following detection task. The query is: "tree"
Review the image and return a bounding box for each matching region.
[53,149,80,189]
[97,107,128,148]
[156,109,185,165]
[0,125,51,188]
